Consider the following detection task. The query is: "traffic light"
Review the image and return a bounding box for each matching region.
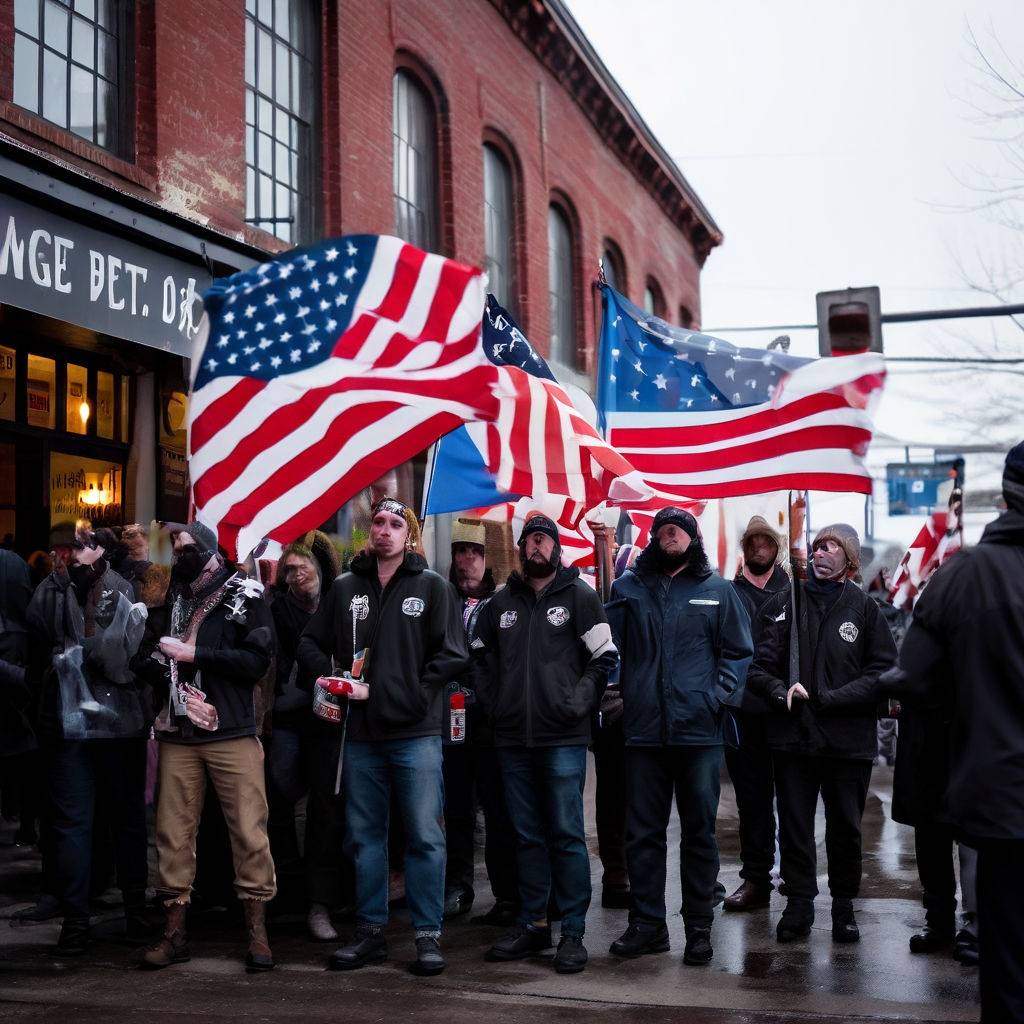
[816,286,882,356]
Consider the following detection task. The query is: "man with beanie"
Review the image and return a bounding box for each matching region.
[473,513,618,974]
[724,516,790,912]
[297,497,469,977]
[138,522,277,973]
[442,520,518,925]
[748,523,896,945]
[883,443,1024,1022]
[606,507,753,966]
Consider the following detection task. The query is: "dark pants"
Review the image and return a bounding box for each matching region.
[593,719,628,889]
[442,742,517,903]
[625,745,722,932]
[914,823,976,931]
[498,744,590,937]
[773,752,871,901]
[44,738,148,920]
[723,711,776,888]
[976,839,1024,1023]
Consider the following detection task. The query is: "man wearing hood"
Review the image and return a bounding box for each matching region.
[472,514,618,974]
[883,443,1024,1022]
[297,498,469,977]
[748,523,897,946]
[605,508,752,967]
[723,516,791,912]
[442,520,518,925]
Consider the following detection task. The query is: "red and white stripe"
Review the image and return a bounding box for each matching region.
[189,237,499,559]
[607,353,886,500]
[889,509,962,610]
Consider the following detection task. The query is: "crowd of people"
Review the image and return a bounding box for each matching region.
[0,442,1021,1020]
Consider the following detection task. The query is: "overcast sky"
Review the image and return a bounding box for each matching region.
[565,0,1024,546]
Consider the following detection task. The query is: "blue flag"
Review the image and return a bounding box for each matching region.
[423,297,556,515]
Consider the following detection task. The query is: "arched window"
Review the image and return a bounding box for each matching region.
[601,241,626,294]
[644,278,666,319]
[245,0,319,244]
[548,204,576,366]
[483,143,516,310]
[393,70,439,252]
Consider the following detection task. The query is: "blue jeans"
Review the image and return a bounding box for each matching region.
[498,745,590,937]
[343,736,445,933]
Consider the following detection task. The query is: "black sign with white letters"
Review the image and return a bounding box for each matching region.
[0,190,212,356]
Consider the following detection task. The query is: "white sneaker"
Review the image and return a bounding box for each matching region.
[307,903,338,942]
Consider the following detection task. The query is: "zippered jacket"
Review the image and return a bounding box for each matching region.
[297,551,469,742]
[472,566,618,748]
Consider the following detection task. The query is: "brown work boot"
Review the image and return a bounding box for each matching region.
[723,880,772,912]
[139,903,190,968]
[243,899,275,972]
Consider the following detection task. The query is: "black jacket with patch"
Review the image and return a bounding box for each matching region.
[748,578,897,760]
[472,566,618,748]
[731,565,791,714]
[297,552,469,742]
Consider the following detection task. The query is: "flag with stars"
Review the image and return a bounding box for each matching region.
[188,235,499,559]
[596,285,885,500]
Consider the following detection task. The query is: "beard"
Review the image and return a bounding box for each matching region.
[745,557,775,576]
[172,545,211,587]
[521,551,558,579]
[654,544,689,571]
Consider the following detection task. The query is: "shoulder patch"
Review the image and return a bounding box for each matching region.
[499,610,518,629]
[402,597,425,617]
[839,621,859,643]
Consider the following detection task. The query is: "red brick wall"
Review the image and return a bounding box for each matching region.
[0,0,710,371]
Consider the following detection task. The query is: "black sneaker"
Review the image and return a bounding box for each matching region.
[472,900,518,927]
[553,934,588,974]
[485,925,553,961]
[57,916,91,956]
[329,925,388,970]
[683,929,713,966]
[410,936,447,976]
[609,921,670,958]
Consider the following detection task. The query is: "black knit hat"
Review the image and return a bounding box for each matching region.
[1004,441,1024,513]
[519,513,560,547]
[651,506,700,540]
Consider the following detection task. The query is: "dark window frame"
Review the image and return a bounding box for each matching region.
[482,136,521,317]
[601,239,627,296]
[547,198,579,368]
[644,276,666,319]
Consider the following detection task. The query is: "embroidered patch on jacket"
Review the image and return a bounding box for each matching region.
[470,637,485,649]
[402,597,425,617]
[547,605,570,627]
[774,609,787,621]
[350,595,370,620]
[689,598,720,606]
[499,610,518,629]
[839,621,859,643]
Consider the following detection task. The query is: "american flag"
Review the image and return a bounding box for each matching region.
[889,507,962,610]
[189,235,499,559]
[597,285,885,500]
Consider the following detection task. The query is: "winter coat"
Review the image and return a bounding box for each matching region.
[748,578,897,760]
[450,569,498,745]
[270,589,318,727]
[892,509,1024,841]
[606,549,753,747]
[144,567,274,745]
[26,564,148,742]
[473,565,618,748]
[731,565,790,713]
[297,551,469,742]
[0,550,34,756]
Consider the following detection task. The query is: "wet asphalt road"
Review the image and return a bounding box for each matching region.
[0,761,979,1023]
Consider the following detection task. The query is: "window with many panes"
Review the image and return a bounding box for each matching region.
[393,71,439,253]
[13,0,130,156]
[548,204,576,367]
[483,143,516,312]
[245,0,318,244]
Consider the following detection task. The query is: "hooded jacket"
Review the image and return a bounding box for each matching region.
[607,542,753,746]
[892,508,1024,840]
[297,551,469,742]
[748,576,897,759]
[731,563,790,713]
[472,565,618,748]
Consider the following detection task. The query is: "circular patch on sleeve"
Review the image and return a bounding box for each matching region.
[838,621,859,643]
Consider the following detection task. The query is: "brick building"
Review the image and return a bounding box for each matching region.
[0,0,719,555]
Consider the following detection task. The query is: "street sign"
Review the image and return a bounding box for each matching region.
[886,460,963,515]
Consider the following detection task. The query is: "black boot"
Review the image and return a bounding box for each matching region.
[831,899,860,943]
[442,888,473,920]
[410,936,447,976]
[485,924,552,961]
[953,926,979,966]
[610,920,670,958]
[57,915,91,956]
[553,934,588,974]
[683,928,713,966]
[776,898,814,943]
[910,923,954,954]
[329,925,388,970]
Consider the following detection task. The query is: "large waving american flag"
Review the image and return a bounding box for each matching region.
[189,235,498,559]
[597,285,885,500]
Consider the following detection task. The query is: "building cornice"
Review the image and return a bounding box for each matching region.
[489,0,723,265]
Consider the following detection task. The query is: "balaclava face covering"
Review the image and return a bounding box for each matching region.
[171,543,214,588]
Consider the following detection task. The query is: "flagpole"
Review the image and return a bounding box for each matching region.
[420,441,439,520]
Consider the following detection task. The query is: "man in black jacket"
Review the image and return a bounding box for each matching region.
[473,514,617,975]
[441,519,517,925]
[297,498,469,977]
[748,523,896,946]
[606,508,753,966]
[139,522,276,973]
[724,516,790,912]
[886,443,1024,1022]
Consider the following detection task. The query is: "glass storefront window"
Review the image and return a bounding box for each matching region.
[120,375,130,441]
[50,450,122,528]
[97,370,114,439]
[0,345,15,422]
[66,363,89,434]
[26,354,56,429]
